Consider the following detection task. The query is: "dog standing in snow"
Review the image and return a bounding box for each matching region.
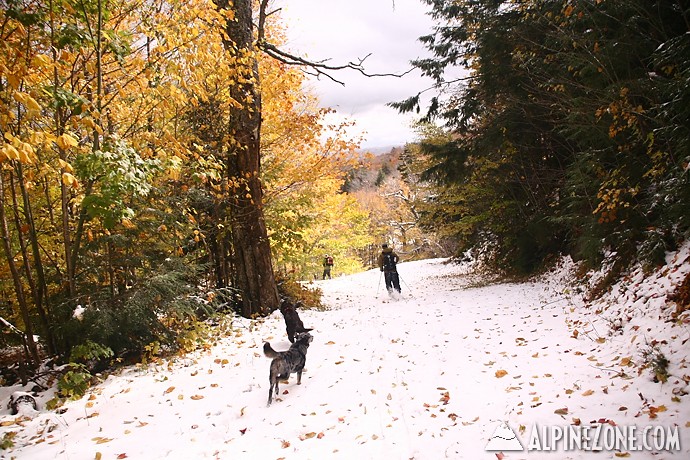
[264,332,313,406]
[279,298,312,343]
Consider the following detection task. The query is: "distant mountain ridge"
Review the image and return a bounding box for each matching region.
[358,145,404,156]
[343,146,403,193]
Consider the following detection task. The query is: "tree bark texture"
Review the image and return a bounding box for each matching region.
[215,0,279,317]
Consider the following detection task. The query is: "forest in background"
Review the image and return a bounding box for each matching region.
[395,0,689,280]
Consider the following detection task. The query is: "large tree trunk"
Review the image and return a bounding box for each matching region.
[215,0,279,317]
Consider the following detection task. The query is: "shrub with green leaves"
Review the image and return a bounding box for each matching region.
[56,363,92,400]
[55,257,211,365]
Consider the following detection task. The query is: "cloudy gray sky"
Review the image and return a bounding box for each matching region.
[277,0,436,149]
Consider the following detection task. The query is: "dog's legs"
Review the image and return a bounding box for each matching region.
[296,369,302,385]
[267,381,274,406]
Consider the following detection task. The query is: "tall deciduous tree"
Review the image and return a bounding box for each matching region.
[213,0,279,317]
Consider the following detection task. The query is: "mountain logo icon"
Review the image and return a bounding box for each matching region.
[485,421,524,451]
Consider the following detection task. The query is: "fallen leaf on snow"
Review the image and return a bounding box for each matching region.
[191,395,204,400]
[647,405,666,419]
[582,390,594,396]
[554,408,569,415]
[164,386,175,394]
[92,437,113,444]
[495,370,508,378]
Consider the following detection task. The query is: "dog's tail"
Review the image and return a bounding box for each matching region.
[263,342,280,358]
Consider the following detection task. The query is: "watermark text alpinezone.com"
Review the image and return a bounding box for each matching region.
[527,423,681,452]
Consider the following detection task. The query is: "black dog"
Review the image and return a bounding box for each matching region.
[279,298,312,343]
[264,332,313,406]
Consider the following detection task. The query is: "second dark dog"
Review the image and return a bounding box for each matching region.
[264,332,313,406]
[279,298,312,343]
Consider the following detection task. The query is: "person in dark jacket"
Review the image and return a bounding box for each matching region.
[377,244,401,294]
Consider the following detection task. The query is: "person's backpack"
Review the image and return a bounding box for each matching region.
[382,253,396,270]
[326,256,333,266]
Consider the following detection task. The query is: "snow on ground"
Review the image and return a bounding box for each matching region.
[1,250,689,459]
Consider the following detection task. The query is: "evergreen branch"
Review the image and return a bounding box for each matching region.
[387,75,474,117]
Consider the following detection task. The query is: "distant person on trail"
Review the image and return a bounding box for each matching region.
[378,243,401,295]
[322,254,334,279]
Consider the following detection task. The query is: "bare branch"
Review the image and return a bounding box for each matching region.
[257,0,271,42]
[258,41,414,85]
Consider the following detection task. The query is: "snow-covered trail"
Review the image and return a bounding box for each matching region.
[1,258,687,460]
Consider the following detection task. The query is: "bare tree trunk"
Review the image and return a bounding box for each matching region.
[214,0,279,317]
[48,0,76,298]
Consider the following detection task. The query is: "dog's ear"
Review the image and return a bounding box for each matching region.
[298,332,313,342]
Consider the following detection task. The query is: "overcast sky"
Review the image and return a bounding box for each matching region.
[277,0,437,149]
